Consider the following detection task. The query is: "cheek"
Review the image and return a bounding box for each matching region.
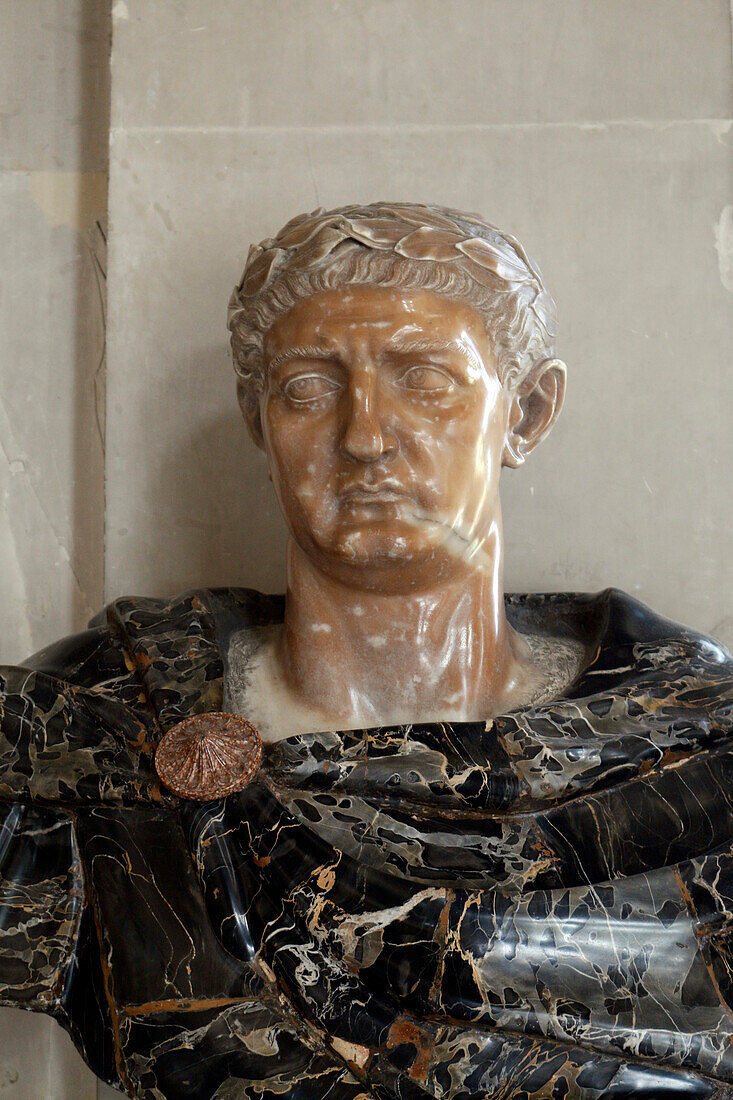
[262,409,338,508]
[400,398,501,485]
[455,390,508,476]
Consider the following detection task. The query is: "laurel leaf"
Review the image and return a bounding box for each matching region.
[342,218,408,248]
[276,213,331,249]
[294,226,348,268]
[456,237,533,284]
[237,246,287,297]
[531,290,559,337]
[394,227,463,261]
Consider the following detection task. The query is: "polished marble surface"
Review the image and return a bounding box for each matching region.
[1,587,733,1096]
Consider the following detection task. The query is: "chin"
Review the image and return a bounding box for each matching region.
[311,530,454,594]
[332,520,434,563]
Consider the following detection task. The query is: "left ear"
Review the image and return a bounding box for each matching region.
[502,358,566,468]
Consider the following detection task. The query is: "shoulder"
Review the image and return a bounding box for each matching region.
[565,587,733,698]
[0,587,282,805]
[90,585,284,659]
[87,586,284,728]
[508,586,732,680]
[0,587,281,807]
[592,586,731,657]
[17,586,284,692]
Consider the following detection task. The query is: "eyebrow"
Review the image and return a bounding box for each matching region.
[267,345,338,373]
[385,335,485,376]
[267,336,486,377]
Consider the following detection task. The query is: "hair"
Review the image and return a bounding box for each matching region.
[227,202,558,395]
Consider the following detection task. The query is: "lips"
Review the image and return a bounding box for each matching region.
[340,483,410,504]
[342,489,406,502]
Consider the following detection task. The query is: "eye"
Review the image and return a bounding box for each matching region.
[283,373,341,404]
[398,365,455,393]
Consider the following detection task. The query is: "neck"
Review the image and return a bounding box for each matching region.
[278,513,531,728]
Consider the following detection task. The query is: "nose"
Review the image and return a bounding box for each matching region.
[340,373,396,463]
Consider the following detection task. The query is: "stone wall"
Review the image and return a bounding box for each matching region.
[1,0,108,666]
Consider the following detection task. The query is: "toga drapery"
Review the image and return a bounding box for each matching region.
[1,587,733,1099]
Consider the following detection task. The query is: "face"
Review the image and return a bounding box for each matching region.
[257,285,511,592]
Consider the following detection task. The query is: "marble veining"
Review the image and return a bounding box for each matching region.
[1,585,732,1098]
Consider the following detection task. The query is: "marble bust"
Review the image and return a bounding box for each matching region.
[225,204,578,743]
[1,203,733,1100]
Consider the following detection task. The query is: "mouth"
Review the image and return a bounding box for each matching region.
[339,485,411,506]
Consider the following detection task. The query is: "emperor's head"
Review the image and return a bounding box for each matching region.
[228,203,566,593]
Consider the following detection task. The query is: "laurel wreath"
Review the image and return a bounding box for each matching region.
[227,202,557,343]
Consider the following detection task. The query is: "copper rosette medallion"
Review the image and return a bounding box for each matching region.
[155,712,262,801]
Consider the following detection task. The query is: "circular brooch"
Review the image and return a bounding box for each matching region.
[154,712,262,801]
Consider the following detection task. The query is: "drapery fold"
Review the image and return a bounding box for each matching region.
[1,586,732,1098]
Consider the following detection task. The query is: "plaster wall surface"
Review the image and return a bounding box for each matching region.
[106,0,733,645]
[0,0,107,665]
[0,3,109,1097]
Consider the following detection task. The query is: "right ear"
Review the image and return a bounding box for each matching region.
[237,377,265,450]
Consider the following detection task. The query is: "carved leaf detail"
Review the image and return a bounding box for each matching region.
[394,227,464,261]
[237,247,287,297]
[456,238,532,283]
[342,218,412,249]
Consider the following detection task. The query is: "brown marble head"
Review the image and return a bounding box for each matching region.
[227,203,566,594]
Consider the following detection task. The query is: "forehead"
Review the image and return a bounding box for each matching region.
[264,285,491,359]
